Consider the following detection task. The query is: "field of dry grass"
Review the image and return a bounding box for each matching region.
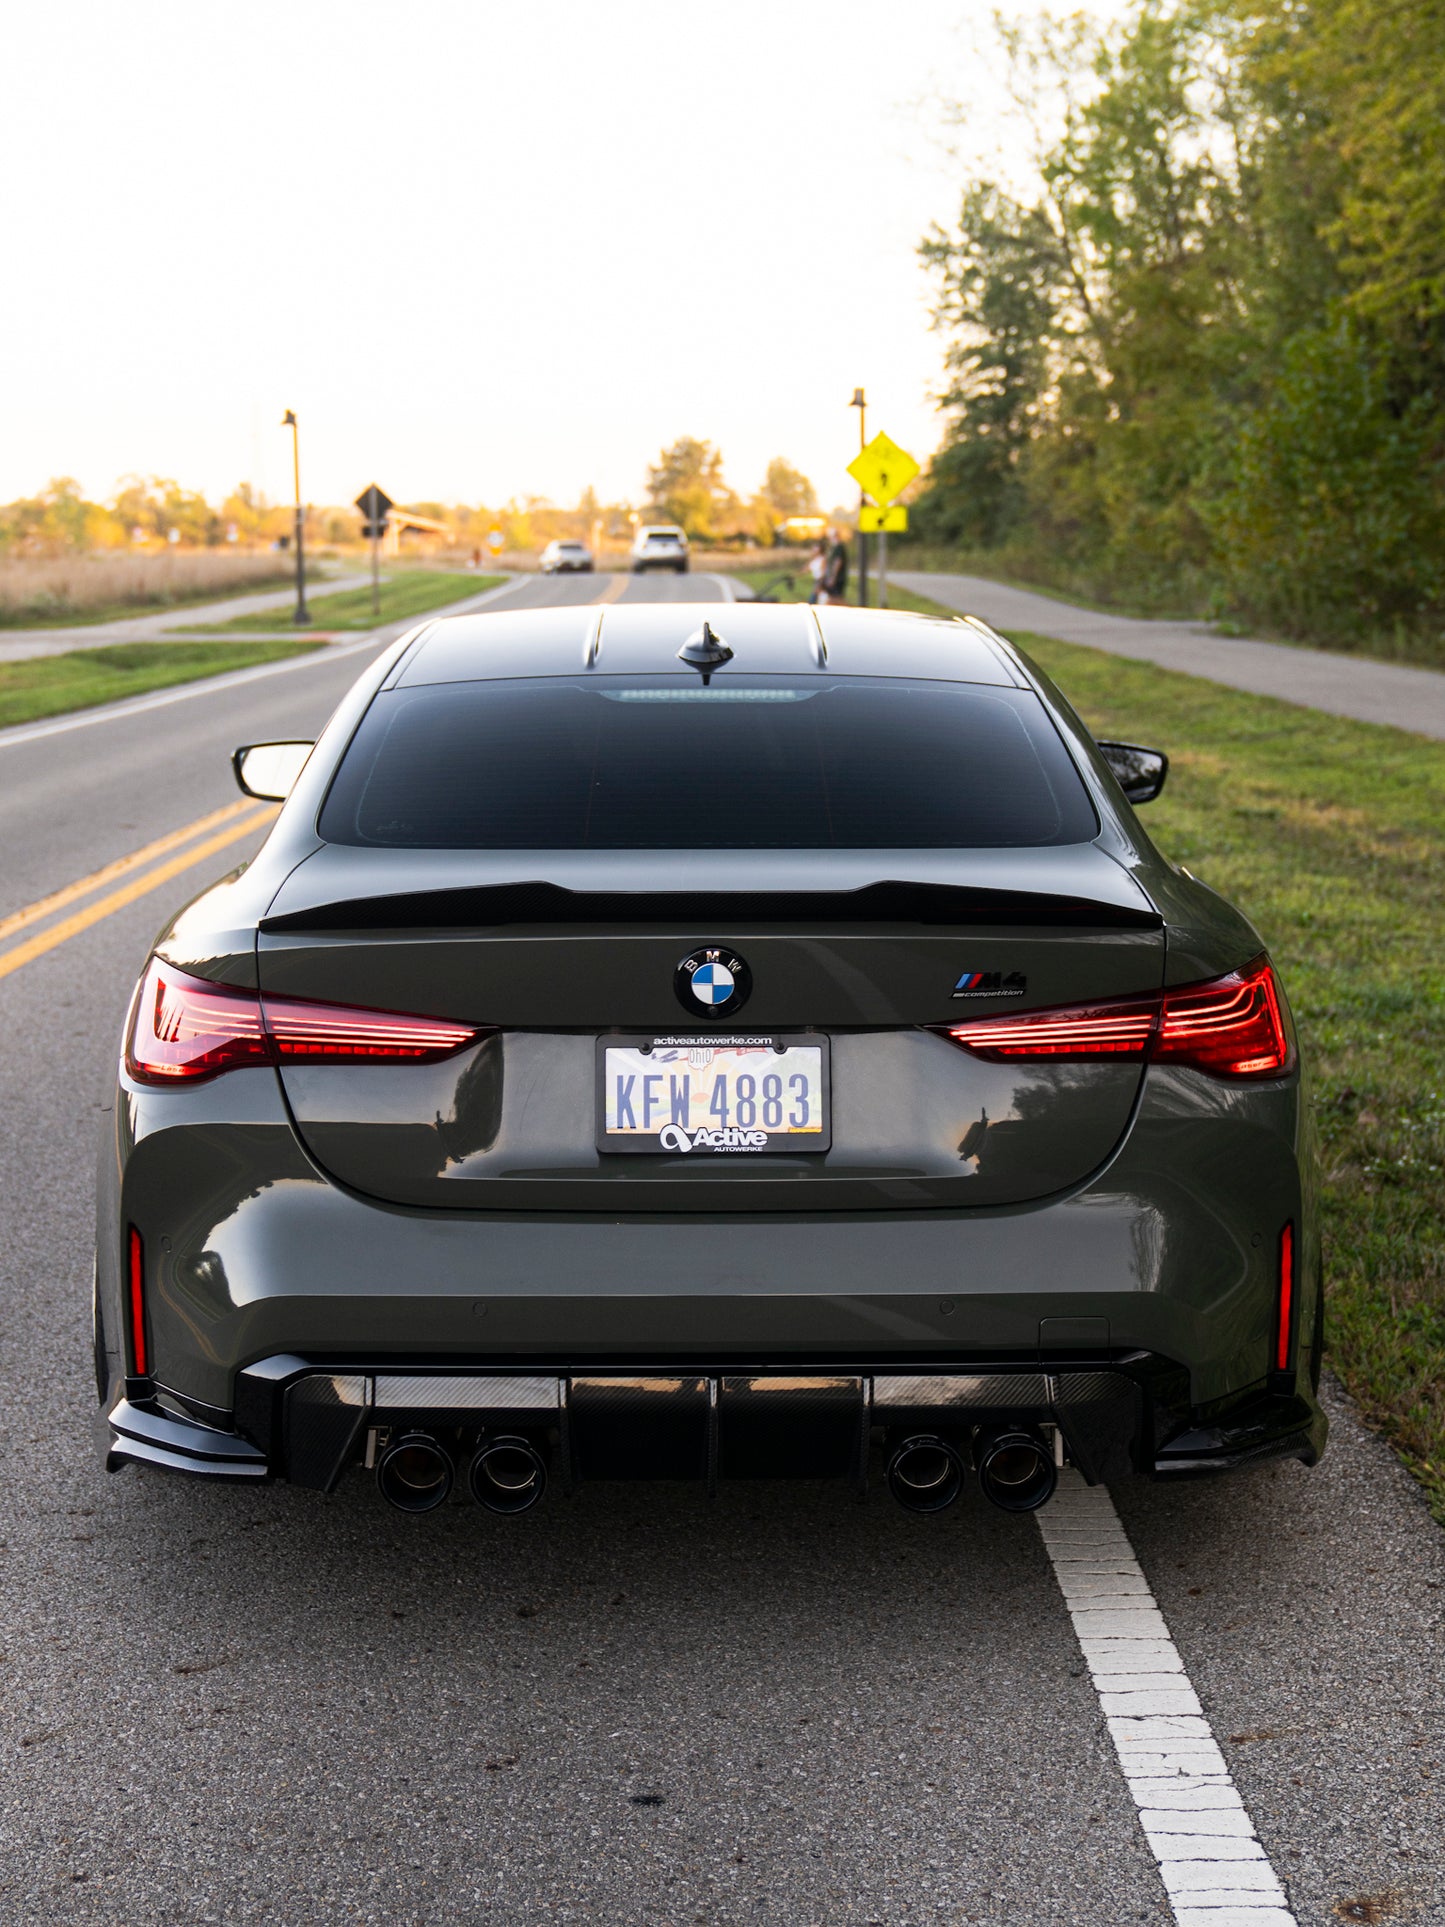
[0,550,292,623]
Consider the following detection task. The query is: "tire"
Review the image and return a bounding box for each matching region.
[92,1257,108,1404]
[1309,1276,1325,1392]
[676,562,688,574]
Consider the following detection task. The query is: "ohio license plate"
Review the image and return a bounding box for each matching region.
[597,1035,830,1155]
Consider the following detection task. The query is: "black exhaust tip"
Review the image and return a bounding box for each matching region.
[376,1432,453,1513]
[886,1434,965,1513]
[975,1424,1057,1513]
[469,1435,548,1515]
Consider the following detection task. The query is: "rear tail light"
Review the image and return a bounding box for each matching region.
[1275,1221,1295,1373]
[1155,960,1289,1078]
[125,958,483,1084]
[942,956,1290,1080]
[127,1225,148,1377]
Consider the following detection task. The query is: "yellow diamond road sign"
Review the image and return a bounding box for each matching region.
[860,505,908,533]
[847,432,920,507]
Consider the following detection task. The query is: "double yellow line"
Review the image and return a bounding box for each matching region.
[0,798,279,984]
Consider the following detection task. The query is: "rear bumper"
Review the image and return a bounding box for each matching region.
[101,1354,1326,1494]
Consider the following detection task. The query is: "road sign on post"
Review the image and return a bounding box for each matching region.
[859,505,908,533]
[847,434,919,608]
[355,485,394,619]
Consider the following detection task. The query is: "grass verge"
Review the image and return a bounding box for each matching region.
[1017,631,1445,1521]
[0,640,325,730]
[891,544,1445,670]
[193,572,502,634]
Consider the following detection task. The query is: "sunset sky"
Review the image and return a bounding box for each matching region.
[3,0,1123,511]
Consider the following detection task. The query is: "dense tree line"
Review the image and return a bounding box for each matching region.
[2,451,820,557]
[912,0,1445,640]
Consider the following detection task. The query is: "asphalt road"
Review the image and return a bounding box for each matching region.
[1,571,1441,1926]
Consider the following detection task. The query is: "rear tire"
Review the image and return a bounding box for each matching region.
[1309,1279,1325,1392]
[92,1257,108,1404]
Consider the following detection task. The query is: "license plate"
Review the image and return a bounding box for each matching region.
[597,1034,831,1155]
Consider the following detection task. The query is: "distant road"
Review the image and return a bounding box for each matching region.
[899,568,1445,739]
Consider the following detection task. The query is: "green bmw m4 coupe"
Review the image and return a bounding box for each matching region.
[95,600,1325,1517]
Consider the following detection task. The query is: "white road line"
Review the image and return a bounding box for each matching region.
[704,573,738,603]
[1037,1473,1298,1927]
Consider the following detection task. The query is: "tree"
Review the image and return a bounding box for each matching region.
[646,438,734,540]
[759,458,818,518]
[0,478,122,554]
[910,0,1445,631]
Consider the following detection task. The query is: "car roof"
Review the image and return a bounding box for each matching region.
[390,600,1025,690]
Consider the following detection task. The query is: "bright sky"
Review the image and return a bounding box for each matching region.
[0,0,1119,514]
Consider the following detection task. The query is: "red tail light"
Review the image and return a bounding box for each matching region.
[1275,1221,1295,1372]
[1156,960,1289,1078]
[945,1003,1156,1058]
[942,956,1290,1080]
[127,1225,148,1377]
[125,958,482,1084]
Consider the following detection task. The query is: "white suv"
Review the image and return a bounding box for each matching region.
[630,525,690,574]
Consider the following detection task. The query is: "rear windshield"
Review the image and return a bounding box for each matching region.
[318,675,1098,849]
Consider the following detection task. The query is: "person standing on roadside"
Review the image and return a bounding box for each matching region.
[819,525,849,605]
[806,540,828,604]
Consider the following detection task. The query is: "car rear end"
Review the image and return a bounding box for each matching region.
[632,528,689,573]
[96,603,1324,1515]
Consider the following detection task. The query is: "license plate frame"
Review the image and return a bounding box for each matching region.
[596,1033,831,1156]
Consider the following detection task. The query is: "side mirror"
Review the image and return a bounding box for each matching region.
[232,741,314,802]
[1097,739,1168,805]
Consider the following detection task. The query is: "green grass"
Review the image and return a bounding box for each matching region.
[1016,631,1445,1521]
[892,543,1445,669]
[193,571,502,634]
[0,640,325,729]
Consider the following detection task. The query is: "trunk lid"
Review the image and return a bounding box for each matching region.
[257,847,1163,1212]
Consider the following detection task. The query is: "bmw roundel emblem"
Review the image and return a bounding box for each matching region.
[675,945,752,1020]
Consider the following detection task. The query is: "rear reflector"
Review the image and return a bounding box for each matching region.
[1276,1221,1295,1372]
[126,958,482,1084]
[942,956,1290,1081]
[127,1225,147,1377]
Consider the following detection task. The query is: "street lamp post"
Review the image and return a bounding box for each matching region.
[281,409,311,627]
[850,388,868,609]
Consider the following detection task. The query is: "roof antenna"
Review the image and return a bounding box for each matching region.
[676,620,734,684]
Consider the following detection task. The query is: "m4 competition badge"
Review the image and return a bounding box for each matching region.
[952,969,1028,999]
[675,945,752,1020]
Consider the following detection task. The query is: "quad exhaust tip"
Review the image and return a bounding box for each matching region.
[469,1435,548,1515]
[886,1425,1059,1515]
[376,1432,454,1513]
[887,1435,966,1513]
[975,1424,1057,1513]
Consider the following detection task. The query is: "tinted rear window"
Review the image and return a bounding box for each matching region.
[319,676,1097,849]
